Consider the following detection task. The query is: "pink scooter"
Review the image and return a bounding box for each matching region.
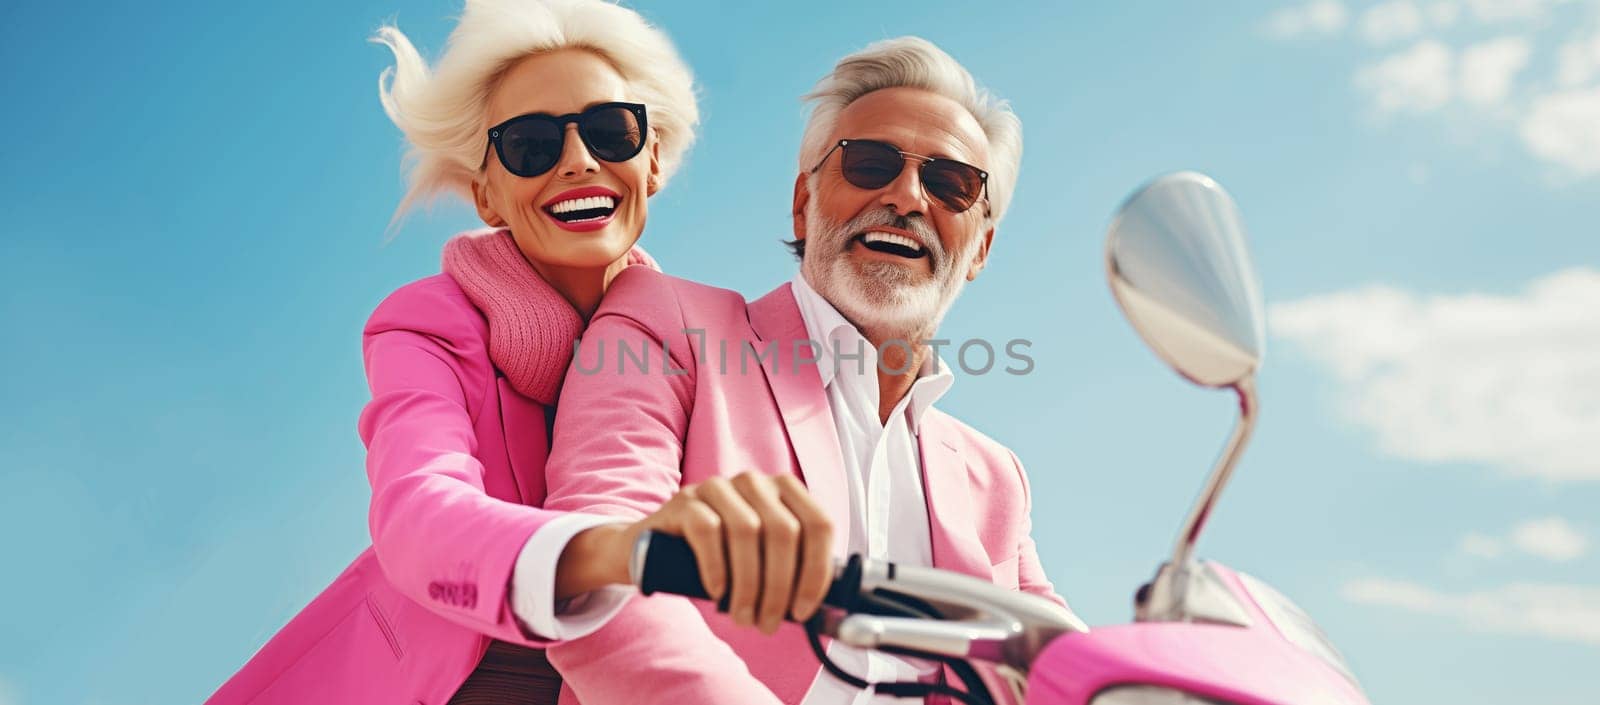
[637,172,1372,705]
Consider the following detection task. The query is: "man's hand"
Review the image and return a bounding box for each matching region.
[555,473,834,634]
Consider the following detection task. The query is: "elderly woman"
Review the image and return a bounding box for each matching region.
[206,2,833,704]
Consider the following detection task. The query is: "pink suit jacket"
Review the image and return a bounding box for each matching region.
[542,267,1063,705]
[208,274,571,705]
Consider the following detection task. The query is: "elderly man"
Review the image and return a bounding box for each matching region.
[542,36,1062,705]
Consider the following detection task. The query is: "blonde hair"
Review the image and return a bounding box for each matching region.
[373,0,698,218]
[799,36,1022,224]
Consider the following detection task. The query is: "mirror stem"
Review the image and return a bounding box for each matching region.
[1170,375,1259,570]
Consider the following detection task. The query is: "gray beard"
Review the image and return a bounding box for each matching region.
[799,202,981,343]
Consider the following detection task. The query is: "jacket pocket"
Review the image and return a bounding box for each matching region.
[253,595,409,702]
[367,594,405,660]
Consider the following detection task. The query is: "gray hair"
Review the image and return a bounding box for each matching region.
[798,36,1023,225]
[373,0,698,218]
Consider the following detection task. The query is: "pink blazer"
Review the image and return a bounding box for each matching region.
[208,274,571,705]
[542,267,1063,705]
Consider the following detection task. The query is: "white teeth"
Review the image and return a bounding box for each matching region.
[549,195,617,214]
[861,231,924,252]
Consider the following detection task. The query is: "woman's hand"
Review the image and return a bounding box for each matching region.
[555,473,834,634]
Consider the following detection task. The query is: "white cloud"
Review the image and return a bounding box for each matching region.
[1520,87,1600,173]
[1355,40,1456,113]
[1511,516,1591,560]
[1354,36,1530,114]
[1269,0,1600,173]
[1459,531,1507,557]
[1271,268,1600,482]
[1343,577,1600,645]
[1459,36,1532,105]
[0,675,19,705]
[1428,1,1464,26]
[1361,1,1428,44]
[1461,517,1591,560]
[1264,0,1350,39]
[1556,29,1600,86]
[1461,0,1563,23]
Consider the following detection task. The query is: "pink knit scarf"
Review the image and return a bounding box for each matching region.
[441,227,659,406]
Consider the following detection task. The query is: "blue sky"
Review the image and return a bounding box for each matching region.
[1,1,1597,703]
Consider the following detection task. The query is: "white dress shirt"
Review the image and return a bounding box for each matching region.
[791,273,956,705]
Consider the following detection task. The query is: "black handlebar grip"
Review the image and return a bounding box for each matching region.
[637,532,732,611]
[637,531,878,618]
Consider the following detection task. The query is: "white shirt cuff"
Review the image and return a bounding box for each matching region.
[510,513,635,640]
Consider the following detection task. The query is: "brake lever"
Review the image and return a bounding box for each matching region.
[833,614,1022,664]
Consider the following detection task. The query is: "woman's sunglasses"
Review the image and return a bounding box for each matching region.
[485,102,648,178]
[809,138,989,215]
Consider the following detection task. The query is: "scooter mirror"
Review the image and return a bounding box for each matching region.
[1107,172,1268,598]
[1106,172,1265,388]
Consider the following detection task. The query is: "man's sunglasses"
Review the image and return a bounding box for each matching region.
[809,138,989,215]
[485,102,648,178]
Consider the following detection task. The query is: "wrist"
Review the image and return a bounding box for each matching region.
[555,522,633,600]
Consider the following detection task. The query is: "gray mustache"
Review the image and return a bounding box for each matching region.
[835,209,945,262]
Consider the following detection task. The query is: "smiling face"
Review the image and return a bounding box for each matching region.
[472,49,659,275]
[794,87,995,340]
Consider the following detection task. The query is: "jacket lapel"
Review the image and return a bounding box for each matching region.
[746,283,851,559]
[918,413,993,580]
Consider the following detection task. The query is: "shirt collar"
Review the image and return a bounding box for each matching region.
[791,273,855,387]
[790,273,954,433]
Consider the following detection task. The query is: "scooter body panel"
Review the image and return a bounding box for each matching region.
[1026,564,1368,705]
